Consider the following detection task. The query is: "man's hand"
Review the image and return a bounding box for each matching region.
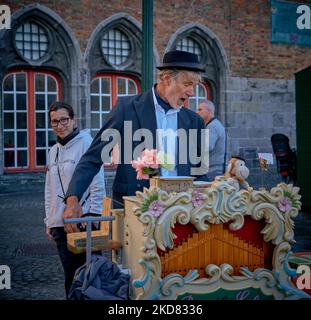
[62,196,83,233]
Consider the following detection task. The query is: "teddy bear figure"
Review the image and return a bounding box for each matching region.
[225,156,251,191]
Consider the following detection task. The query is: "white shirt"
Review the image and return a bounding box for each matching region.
[152,87,181,176]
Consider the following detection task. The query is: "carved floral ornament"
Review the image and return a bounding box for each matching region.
[133,179,301,250]
[128,178,308,300]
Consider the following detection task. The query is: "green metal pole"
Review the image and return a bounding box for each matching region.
[142,0,153,92]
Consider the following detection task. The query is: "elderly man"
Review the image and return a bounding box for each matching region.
[63,50,208,233]
[197,100,226,181]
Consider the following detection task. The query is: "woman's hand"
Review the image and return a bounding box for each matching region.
[46,227,53,241]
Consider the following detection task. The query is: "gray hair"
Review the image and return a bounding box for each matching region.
[200,99,215,116]
[158,69,202,83]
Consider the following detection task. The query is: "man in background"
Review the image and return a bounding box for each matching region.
[197,100,226,181]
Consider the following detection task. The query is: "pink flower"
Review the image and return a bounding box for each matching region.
[148,200,165,217]
[141,149,159,169]
[278,196,292,213]
[192,191,205,207]
[137,170,149,180]
[131,158,149,180]
[131,149,173,180]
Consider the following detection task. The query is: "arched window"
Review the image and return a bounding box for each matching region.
[188,82,212,112]
[101,28,131,66]
[176,36,202,61]
[167,23,230,113]
[14,21,50,61]
[1,5,81,174]
[2,71,60,171]
[86,16,143,167]
[90,74,139,137]
[90,74,140,166]
[175,36,212,111]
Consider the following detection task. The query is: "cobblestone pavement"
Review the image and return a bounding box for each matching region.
[0,185,310,300]
[0,190,66,300]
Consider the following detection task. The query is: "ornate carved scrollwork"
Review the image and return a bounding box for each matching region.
[128,180,306,300]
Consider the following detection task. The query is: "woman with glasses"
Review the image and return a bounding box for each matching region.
[44,101,105,298]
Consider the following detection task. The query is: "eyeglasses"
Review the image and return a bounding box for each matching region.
[50,117,70,127]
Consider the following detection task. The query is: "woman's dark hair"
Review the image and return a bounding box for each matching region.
[48,101,74,121]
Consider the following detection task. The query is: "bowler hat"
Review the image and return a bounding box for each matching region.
[157,50,205,72]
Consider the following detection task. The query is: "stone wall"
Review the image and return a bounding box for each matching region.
[4,0,311,79]
[224,77,296,189]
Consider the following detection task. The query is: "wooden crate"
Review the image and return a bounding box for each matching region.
[67,229,110,254]
[66,196,121,254]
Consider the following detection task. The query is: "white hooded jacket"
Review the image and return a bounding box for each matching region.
[44,129,105,228]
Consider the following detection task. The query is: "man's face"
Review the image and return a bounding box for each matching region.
[165,72,199,108]
[197,103,211,123]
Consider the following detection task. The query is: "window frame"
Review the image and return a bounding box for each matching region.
[100,28,132,67]
[90,73,140,170]
[12,19,55,65]
[176,36,203,62]
[184,81,212,111]
[2,69,61,172]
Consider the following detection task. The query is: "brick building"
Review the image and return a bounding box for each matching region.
[0,0,311,190]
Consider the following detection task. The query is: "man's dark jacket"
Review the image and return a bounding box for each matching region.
[66,88,207,203]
